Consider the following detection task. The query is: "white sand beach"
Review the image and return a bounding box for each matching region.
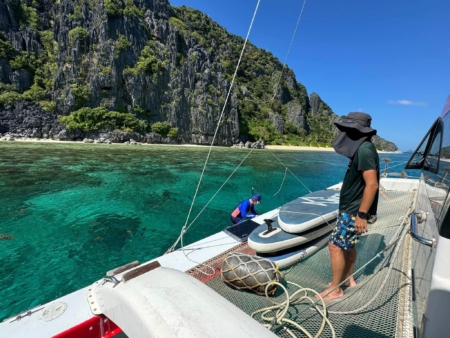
[0,138,400,154]
[264,145,335,151]
[265,145,400,154]
[0,138,211,147]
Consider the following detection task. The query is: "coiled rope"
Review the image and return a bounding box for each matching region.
[327,193,416,315]
[252,281,335,338]
[252,191,416,336]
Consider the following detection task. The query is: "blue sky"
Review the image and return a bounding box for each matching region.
[169,0,449,151]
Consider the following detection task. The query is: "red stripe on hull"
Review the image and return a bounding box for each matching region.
[52,315,122,338]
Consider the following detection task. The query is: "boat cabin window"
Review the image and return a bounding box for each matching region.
[405,118,442,174]
[437,108,450,238]
[406,111,450,238]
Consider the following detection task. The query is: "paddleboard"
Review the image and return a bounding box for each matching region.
[257,233,330,268]
[247,218,334,253]
[278,189,340,234]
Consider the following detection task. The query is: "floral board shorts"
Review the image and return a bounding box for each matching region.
[329,213,360,252]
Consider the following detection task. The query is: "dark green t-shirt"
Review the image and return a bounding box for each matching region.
[339,141,380,216]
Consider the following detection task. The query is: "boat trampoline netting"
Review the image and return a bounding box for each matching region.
[188,191,414,338]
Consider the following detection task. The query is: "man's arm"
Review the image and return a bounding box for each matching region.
[355,169,379,233]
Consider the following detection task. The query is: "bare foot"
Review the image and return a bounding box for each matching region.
[316,286,344,301]
[328,279,357,288]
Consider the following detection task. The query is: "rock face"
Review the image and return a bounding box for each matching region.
[303,93,398,151]
[286,101,306,130]
[0,0,241,145]
[309,92,322,117]
[0,0,398,151]
[268,112,284,133]
[0,102,60,138]
[372,135,398,152]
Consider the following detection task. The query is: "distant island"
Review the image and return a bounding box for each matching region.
[0,0,397,151]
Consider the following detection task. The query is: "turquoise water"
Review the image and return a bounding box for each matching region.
[0,142,411,321]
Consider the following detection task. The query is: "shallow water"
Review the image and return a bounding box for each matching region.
[0,142,411,320]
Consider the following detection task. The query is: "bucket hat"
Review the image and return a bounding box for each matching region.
[334,112,376,135]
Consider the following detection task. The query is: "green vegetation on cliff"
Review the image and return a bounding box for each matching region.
[0,0,397,150]
[170,6,319,145]
[58,107,148,132]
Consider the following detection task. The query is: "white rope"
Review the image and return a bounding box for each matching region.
[386,161,407,170]
[252,281,335,338]
[329,222,408,314]
[166,1,261,254]
[181,246,216,276]
[382,160,407,178]
[180,241,238,251]
[166,148,254,253]
[273,167,288,196]
[270,150,313,193]
[290,195,415,320]
[252,192,415,335]
[184,148,255,232]
[327,192,416,315]
[176,146,254,275]
[271,0,307,102]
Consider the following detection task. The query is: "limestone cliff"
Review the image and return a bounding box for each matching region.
[0,0,397,151]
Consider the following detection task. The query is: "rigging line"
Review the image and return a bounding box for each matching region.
[328,224,409,315]
[269,150,313,193]
[166,148,255,253]
[181,235,216,276]
[179,242,239,251]
[290,195,416,320]
[290,222,409,321]
[168,1,261,253]
[270,0,307,102]
[273,167,288,196]
[176,148,254,270]
[185,148,255,232]
[386,161,407,170]
[168,148,253,254]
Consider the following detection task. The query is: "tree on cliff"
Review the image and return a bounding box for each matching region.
[0,0,397,150]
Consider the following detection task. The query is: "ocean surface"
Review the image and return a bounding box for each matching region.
[0,142,412,321]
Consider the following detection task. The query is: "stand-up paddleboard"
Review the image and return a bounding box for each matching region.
[257,233,330,268]
[278,189,340,234]
[248,218,334,253]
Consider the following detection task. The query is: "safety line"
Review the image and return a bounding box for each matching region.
[166,1,261,255]
[270,150,313,193]
[271,0,307,102]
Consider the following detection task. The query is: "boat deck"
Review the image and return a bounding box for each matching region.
[189,190,415,337]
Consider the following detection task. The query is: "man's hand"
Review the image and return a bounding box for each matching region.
[355,216,368,233]
[356,168,378,234]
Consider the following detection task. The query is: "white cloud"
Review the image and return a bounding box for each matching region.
[388,100,427,107]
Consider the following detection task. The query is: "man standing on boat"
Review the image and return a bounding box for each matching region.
[319,112,379,300]
[230,194,261,224]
